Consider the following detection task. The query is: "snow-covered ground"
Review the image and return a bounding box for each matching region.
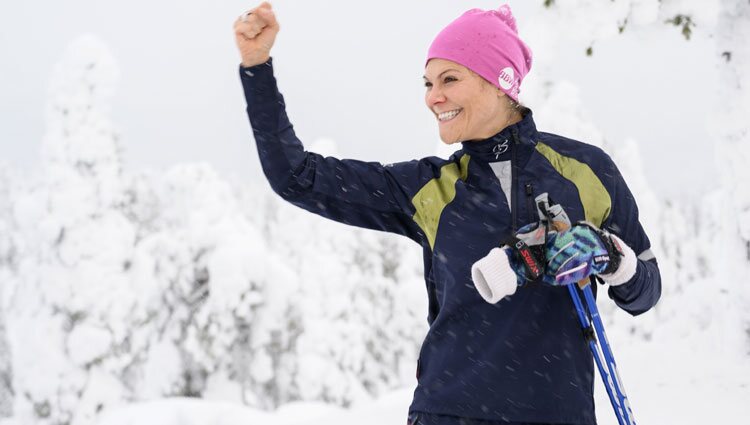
[8,333,745,425]
[33,276,748,425]
[24,282,742,425]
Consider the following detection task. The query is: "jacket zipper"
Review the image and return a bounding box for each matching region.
[525,183,535,224]
[511,129,520,232]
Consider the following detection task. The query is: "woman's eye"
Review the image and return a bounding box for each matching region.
[424,81,433,88]
[444,76,457,83]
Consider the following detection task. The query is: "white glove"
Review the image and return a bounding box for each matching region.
[471,247,519,303]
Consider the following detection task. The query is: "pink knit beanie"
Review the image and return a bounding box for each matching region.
[426,5,533,102]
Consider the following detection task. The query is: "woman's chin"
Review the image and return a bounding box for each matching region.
[439,131,461,145]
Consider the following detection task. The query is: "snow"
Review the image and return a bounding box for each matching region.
[1,1,749,424]
[67,323,113,366]
[86,388,416,425]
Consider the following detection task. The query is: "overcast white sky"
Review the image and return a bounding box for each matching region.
[0,1,719,200]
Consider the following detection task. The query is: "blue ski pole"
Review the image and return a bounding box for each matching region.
[567,282,636,425]
[534,194,636,424]
[566,284,626,425]
[579,281,635,424]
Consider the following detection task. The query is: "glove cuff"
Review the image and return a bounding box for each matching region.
[471,248,518,303]
[598,234,637,286]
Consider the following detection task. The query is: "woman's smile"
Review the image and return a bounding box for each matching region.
[437,108,463,123]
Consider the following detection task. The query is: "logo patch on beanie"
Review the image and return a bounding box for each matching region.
[498,67,515,91]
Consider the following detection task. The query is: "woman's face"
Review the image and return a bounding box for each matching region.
[424,58,509,145]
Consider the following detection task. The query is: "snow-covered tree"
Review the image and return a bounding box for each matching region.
[0,33,428,425]
[525,0,750,354]
[255,195,425,407]
[710,0,750,355]
[3,33,132,425]
[0,164,15,418]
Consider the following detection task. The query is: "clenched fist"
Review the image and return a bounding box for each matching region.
[234,2,280,67]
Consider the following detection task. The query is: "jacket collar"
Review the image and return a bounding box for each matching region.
[460,108,538,167]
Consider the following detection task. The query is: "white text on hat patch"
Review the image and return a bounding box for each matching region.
[498,67,514,90]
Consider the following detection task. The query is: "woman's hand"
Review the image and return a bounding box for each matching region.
[544,223,634,287]
[234,2,280,67]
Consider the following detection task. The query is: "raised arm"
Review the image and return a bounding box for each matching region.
[234,3,428,243]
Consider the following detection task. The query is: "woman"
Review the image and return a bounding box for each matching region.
[233,3,661,425]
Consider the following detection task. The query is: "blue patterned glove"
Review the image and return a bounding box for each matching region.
[504,221,548,284]
[544,222,623,286]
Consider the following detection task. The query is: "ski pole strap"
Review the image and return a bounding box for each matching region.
[504,236,545,280]
[581,324,596,343]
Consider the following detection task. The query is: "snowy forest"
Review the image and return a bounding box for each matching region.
[0,0,748,424]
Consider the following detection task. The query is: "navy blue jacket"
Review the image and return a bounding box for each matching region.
[240,58,661,425]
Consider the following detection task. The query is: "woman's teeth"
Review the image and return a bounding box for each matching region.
[438,109,462,122]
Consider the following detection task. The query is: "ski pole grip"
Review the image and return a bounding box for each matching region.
[549,219,590,289]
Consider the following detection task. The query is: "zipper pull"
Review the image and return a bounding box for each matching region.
[525,183,535,223]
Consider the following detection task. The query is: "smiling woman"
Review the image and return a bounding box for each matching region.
[235,2,661,425]
[422,5,530,146]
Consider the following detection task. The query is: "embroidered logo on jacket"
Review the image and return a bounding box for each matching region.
[493,140,509,159]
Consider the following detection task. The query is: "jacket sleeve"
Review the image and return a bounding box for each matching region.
[239,58,426,243]
[601,157,662,316]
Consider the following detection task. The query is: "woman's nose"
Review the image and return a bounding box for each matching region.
[426,87,446,109]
